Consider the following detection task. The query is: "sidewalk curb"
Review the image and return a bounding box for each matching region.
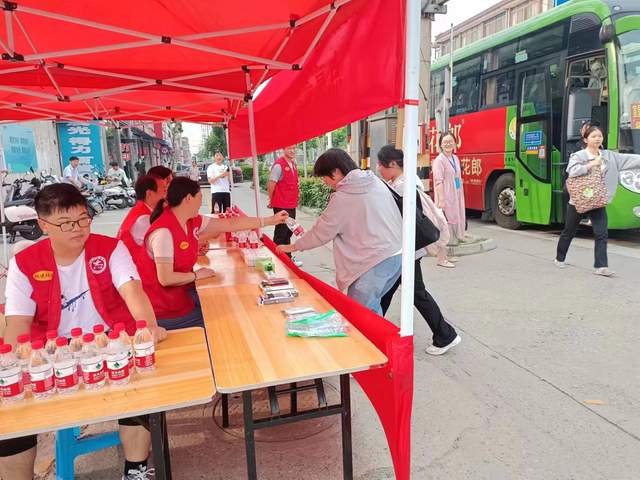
[447,237,497,257]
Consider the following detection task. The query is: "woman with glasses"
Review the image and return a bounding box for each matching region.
[432,131,466,268]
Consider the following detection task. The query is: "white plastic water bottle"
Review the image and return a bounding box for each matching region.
[29,340,55,399]
[114,323,134,371]
[133,320,156,373]
[286,217,304,237]
[15,334,32,391]
[69,328,84,384]
[106,330,131,386]
[0,344,25,403]
[213,202,220,215]
[53,337,79,395]
[93,324,109,350]
[44,330,58,358]
[249,231,260,249]
[238,231,248,249]
[80,333,106,390]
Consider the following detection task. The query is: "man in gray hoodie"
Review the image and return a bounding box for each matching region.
[278,149,403,315]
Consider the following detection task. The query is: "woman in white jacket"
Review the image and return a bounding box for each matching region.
[376,145,460,355]
[277,149,402,315]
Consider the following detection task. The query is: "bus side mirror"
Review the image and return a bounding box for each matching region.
[599,23,615,44]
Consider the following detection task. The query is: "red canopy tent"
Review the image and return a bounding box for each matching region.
[0,2,421,478]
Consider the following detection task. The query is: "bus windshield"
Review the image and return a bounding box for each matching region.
[619,30,640,153]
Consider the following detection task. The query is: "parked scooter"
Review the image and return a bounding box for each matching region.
[0,171,42,242]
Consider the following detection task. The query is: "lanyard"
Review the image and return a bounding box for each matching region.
[447,155,456,173]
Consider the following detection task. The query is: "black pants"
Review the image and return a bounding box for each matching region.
[380,258,458,348]
[556,204,608,268]
[211,192,231,214]
[272,207,296,256]
[0,417,149,457]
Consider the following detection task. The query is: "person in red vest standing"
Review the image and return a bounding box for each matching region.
[267,145,301,265]
[118,175,167,262]
[138,177,289,330]
[1,183,167,480]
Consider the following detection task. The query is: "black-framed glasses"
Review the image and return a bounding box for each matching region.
[40,217,92,232]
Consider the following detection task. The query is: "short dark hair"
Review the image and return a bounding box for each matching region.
[69,156,79,162]
[439,131,457,148]
[313,148,358,178]
[135,175,158,201]
[147,165,172,179]
[150,177,200,223]
[35,183,88,217]
[109,161,118,167]
[377,144,404,168]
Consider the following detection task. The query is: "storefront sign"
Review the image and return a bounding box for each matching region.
[0,124,37,173]
[57,122,105,175]
[631,103,640,129]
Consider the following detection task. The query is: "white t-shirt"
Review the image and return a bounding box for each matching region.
[147,215,210,260]
[207,163,230,193]
[5,241,140,338]
[63,165,79,181]
[130,214,152,247]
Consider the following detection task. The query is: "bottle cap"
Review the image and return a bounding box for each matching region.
[135,320,148,329]
[46,330,58,340]
[0,344,11,354]
[31,340,44,350]
[114,322,125,333]
[17,333,30,344]
[82,333,95,343]
[55,337,68,347]
[108,330,119,340]
[92,324,105,334]
[70,328,83,338]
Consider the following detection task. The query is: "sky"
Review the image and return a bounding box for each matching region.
[183,0,503,156]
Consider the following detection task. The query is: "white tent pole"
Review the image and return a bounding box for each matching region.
[224,121,235,190]
[245,73,261,219]
[0,171,9,269]
[399,0,421,338]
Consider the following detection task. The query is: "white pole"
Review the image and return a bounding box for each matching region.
[326,131,332,149]
[246,98,261,218]
[399,0,421,338]
[224,122,235,190]
[0,171,9,268]
[302,141,308,177]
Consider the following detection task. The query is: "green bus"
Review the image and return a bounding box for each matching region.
[428,0,640,229]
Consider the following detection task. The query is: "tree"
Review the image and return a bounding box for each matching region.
[198,126,228,161]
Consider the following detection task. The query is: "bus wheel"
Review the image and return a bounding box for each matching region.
[491,173,521,230]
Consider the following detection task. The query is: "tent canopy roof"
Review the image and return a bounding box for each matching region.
[0,0,354,123]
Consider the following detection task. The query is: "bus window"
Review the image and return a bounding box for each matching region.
[520,71,549,117]
[618,30,640,154]
[451,57,481,116]
[565,56,608,141]
[481,70,515,108]
[482,43,517,73]
[517,23,567,64]
[430,70,445,120]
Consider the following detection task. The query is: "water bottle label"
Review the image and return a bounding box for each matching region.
[0,368,23,397]
[82,358,105,384]
[134,342,155,368]
[54,362,78,389]
[21,370,31,387]
[293,225,304,236]
[107,353,130,380]
[30,368,54,393]
[127,350,134,370]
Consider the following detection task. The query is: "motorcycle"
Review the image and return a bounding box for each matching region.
[0,171,43,242]
[125,186,136,207]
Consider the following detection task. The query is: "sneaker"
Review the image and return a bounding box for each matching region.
[437,260,456,268]
[426,335,461,356]
[292,257,303,267]
[594,267,615,277]
[554,259,566,269]
[123,466,155,480]
[448,256,460,263]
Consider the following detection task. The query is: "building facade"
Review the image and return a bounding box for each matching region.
[433,0,554,59]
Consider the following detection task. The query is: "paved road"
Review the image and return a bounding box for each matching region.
[15,183,640,479]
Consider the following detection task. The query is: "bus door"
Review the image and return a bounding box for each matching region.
[515,65,552,224]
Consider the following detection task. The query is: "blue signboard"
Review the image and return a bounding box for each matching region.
[555,0,570,5]
[523,130,543,147]
[57,122,105,175]
[0,124,37,173]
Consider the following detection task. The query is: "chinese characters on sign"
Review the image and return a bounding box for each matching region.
[0,124,37,173]
[631,103,640,129]
[56,122,105,175]
[459,157,483,185]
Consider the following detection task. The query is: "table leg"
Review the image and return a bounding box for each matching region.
[243,390,258,480]
[149,412,172,480]
[290,382,298,415]
[340,374,353,480]
[222,393,230,428]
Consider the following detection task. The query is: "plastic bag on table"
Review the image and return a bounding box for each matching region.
[286,309,349,337]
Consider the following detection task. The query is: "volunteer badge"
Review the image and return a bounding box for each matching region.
[89,256,107,274]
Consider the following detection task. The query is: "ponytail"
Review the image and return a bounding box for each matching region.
[149,177,200,224]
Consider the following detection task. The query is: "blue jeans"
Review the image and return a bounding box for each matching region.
[157,287,204,331]
[347,255,402,315]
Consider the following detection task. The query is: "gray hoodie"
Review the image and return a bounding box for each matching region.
[294,169,402,291]
[567,149,640,203]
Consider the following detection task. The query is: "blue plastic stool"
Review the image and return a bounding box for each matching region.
[55,427,121,479]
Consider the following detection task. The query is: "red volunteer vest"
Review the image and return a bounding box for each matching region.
[117,201,152,259]
[139,209,202,320]
[14,235,137,342]
[271,156,299,209]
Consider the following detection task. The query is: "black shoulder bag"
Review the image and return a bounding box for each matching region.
[384,183,440,250]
